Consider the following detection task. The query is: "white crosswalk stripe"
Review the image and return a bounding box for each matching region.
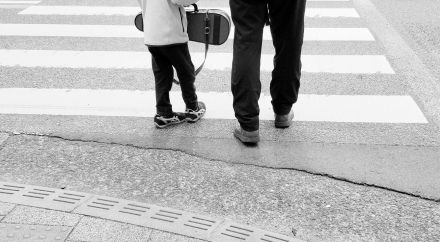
[0,49,395,74]
[0,88,427,123]
[208,8,361,19]
[18,6,360,18]
[0,1,427,124]
[0,24,375,41]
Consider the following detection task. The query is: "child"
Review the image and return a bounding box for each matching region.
[137,0,206,128]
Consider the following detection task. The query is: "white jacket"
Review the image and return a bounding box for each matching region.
[137,0,199,46]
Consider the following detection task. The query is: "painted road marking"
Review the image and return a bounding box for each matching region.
[18,6,360,18]
[0,24,375,41]
[240,27,375,41]
[0,49,395,74]
[18,6,140,16]
[306,8,359,18]
[0,88,427,123]
[214,7,360,18]
[0,24,142,38]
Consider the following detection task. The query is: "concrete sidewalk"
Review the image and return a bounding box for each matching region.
[0,133,439,241]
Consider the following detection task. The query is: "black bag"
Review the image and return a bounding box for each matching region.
[135,4,231,45]
[135,4,231,84]
[186,5,231,45]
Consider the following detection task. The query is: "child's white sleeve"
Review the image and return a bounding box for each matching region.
[171,0,199,6]
[136,0,144,9]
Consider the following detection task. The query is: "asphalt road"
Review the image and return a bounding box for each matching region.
[370,0,440,85]
[0,0,439,240]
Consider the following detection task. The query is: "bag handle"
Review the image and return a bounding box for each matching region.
[190,3,198,12]
[173,4,209,85]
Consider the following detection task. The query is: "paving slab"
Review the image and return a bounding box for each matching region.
[147,230,205,242]
[2,206,82,226]
[0,202,15,215]
[68,216,153,242]
[0,223,72,241]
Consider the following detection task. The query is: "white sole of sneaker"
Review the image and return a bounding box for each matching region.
[154,120,186,129]
[186,110,206,123]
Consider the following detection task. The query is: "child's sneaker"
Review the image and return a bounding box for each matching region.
[185,101,206,123]
[154,112,187,128]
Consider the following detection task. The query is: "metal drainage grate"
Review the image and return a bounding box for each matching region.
[212,221,302,242]
[0,182,92,212]
[0,183,303,242]
[74,195,223,240]
[0,223,72,241]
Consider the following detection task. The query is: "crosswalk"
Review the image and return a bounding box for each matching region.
[0,0,428,125]
[0,88,427,123]
[0,50,395,74]
[0,24,376,41]
[18,6,361,18]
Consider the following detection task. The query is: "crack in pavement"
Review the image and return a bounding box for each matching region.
[1,130,439,203]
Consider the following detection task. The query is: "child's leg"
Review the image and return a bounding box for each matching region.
[164,44,198,111]
[148,46,174,116]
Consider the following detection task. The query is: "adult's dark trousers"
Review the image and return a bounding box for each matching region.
[148,43,198,116]
[230,0,306,131]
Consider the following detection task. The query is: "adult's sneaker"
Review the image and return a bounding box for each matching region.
[274,110,294,128]
[186,101,206,123]
[154,112,187,128]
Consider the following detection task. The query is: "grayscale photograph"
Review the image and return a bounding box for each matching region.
[0,0,439,241]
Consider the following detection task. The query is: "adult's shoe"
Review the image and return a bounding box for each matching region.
[274,110,294,128]
[233,127,260,144]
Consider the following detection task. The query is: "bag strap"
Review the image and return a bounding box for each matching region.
[195,11,210,75]
[174,4,209,85]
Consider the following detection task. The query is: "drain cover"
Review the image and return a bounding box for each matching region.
[0,182,304,242]
[212,221,303,242]
[0,223,72,241]
[0,182,92,212]
[74,195,223,240]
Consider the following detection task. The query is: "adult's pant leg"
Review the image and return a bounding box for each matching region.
[165,44,198,111]
[230,0,266,131]
[268,0,306,115]
[148,46,174,116]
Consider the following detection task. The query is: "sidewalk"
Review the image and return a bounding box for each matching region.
[0,182,301,242]
[0,133,439,241]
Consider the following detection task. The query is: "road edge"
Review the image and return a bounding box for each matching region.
[353,0,440,129]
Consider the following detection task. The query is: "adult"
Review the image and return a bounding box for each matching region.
[230,0,306,144]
